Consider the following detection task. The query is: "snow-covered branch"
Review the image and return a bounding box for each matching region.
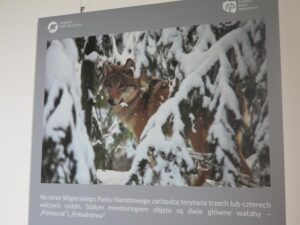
[123,20,268,187]
[42,39,96,184]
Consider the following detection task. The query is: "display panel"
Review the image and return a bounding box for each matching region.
[29,1,285,225]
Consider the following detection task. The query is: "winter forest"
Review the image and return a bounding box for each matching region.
[41,19,270,187]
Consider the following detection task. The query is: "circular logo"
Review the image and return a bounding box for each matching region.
[47,21,59,33]
[222,0,237,14]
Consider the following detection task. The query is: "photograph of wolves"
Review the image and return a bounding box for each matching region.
[41,19,270,187]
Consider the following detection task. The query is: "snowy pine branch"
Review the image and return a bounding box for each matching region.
[123,20,267,187]
[42,39,97,184]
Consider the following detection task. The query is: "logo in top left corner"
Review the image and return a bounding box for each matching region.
[47,21,59,33]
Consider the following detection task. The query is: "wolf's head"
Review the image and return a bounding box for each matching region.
[103,58,141,106]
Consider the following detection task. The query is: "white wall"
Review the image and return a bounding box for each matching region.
[0,0,298,224]
[279,0,300,224]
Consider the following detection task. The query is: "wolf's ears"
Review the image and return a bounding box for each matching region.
[139,73,149,91]
[125,58,136,73]
[103,61,113,77]
[103,59,135,80]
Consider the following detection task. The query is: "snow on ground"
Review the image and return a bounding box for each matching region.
[97,170,129,185]
[97,169,216,186]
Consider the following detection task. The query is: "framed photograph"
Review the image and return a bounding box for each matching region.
[29,1,285,225]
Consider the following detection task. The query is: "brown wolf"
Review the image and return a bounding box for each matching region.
[102,58,250,186]
[102,59,170,139]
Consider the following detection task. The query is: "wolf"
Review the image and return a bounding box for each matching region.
[102,59,170,139]
[102,58,250,186]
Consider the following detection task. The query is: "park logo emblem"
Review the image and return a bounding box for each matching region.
[223,0,237,13]
[47,21,59,33]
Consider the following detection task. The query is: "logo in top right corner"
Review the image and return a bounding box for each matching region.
[223,0,237,13]
[223,0,259,14]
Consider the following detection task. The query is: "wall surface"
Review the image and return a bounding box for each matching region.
[0,0,298,224]
[278,0,300,224]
